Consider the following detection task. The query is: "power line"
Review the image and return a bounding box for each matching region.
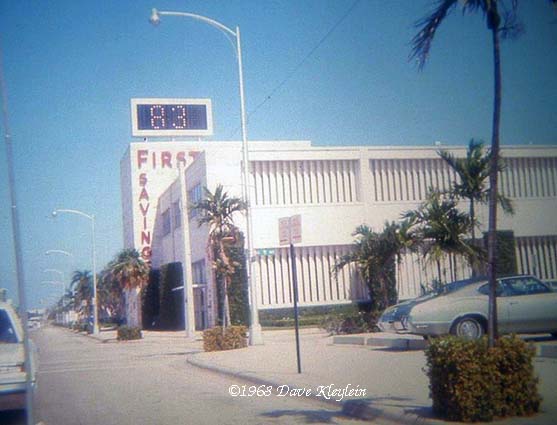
[227,0,361,138]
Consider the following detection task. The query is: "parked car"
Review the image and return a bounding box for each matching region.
[407,275,557,339]
[0,302,37,412]
[544,279,557,291]
[378,276,485,332]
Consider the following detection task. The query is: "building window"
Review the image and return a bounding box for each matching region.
[173,201,181,229]
[188,183,203,218]
[192,260,207,285]
[162,209,171,236]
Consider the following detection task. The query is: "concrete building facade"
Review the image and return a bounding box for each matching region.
[121,140,557,329]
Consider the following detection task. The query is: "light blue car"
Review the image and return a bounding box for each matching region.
[407,275,557,339]
[0,303,37,412]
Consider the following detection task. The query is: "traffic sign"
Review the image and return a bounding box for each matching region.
[257,248,275,256]
[279,215,302,246]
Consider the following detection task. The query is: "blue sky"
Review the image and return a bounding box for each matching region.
[1,0,556,309]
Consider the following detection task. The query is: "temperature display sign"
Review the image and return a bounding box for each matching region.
[131,98,213,137]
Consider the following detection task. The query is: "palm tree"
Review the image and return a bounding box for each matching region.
[70,270,92,321]
[402,190,478,284]
[190,184,247,328]
[438,139,514,244]
[98,267,123,322]
[108,249,150,327]
[334,222,409,312]
[410,0,557,346]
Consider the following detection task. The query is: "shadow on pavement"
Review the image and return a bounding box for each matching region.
[261,408,356,423]
[341,397,432,422]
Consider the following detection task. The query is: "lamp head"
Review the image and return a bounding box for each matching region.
[51,210,57,218]
[149,8,161,26]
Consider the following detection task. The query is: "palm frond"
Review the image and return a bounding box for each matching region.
[497,193,514,215]
[410,0,459,69]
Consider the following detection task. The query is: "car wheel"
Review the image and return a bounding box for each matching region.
[452,317,484,340]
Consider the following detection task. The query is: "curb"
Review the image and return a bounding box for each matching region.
[334,334,557,358]
[538,344,557,359]
[333,334,427,350]
[186,353,435,425]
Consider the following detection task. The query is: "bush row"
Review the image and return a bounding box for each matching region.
[203,326,247,352]
[320,311,381,335]
[117,326,142,341]
[426,335,541,422]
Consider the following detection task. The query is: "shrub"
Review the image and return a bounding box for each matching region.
[320,311,381,335]
[224,232,249,326]
[425,335,541,422]
[259,302,374,328]
[482,230,517,276]
[203,326,247,352]
[159,262,184,330]
[72,322,88,332]
[142,269,160,330]
[117,325,142,341]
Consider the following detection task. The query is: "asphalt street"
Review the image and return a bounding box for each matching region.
[7,326,362,425]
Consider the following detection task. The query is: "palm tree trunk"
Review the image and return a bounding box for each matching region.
[487,21,501,348]
[470,199,476,244]
[224,279,231,327]
[450,253,455,282]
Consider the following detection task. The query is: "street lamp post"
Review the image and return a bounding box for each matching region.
[46,249,74,258]
[52,208,99,335]
[43,268,65,301]
[149,8,263,345]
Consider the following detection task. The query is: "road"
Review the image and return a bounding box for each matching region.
[4,326,361,425]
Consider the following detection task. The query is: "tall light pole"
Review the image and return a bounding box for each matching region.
[43,268,65,301]
[149,8,263,345]
[2,32,34,425]
[41,279,64,298]
[45,251,73,303]
[52,208,99,335]
[46,249,74,258]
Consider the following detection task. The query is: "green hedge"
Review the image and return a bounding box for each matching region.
[425,335,541,422]
[482,230,517,276]
[259,302,373,328]
[72,322,88,332]
[225,233,249,326]
[203,326,247,352]
[142,269,160,330]
[320,311,381,335]
[117,326,142,341]
[159,262,184,330]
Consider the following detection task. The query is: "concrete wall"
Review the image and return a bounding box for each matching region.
[122,141,557,322]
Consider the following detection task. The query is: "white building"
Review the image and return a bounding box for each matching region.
[121,140,557,329]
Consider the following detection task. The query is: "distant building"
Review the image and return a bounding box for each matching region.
[121,139,557,330]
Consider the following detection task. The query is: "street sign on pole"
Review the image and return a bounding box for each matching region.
[290,214,302,244]
[279,217,291,246]
[278,214,303,374]
[279,214,302,246]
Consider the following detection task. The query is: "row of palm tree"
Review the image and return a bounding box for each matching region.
[51,249,149,326]
[337,140,514,313]
[49,184,243,329]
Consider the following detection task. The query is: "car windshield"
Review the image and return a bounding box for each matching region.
[0,309,18,343]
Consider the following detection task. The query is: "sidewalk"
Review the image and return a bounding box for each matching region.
[186,328,557,424]
[85,327,204,343]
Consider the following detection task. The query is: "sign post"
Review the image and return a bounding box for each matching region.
[279,215,302,374]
